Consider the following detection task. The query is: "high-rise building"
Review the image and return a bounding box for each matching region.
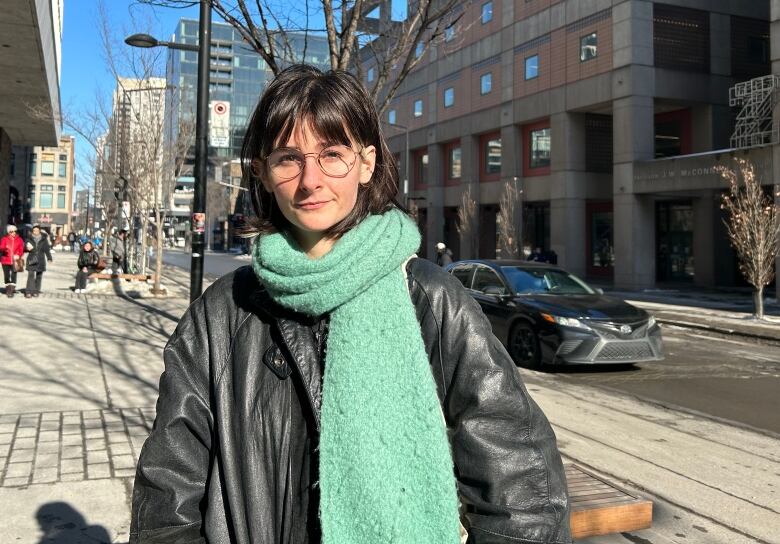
[376,0,778,295]
[1,0,63,226]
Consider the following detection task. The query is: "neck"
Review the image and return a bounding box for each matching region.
[293,228,335,259]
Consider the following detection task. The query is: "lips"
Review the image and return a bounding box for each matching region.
[296,201,329,210]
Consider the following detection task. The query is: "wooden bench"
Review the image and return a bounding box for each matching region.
[89,272,156,282]
[566,464,653,539]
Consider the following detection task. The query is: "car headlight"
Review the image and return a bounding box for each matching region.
[541,313,591,330]
[647,316,656,328]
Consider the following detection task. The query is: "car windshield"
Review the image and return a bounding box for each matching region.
[500,266,596,295]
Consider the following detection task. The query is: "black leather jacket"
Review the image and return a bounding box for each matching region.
[131,258,571,543]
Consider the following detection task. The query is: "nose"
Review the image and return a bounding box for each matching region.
[298,155,323,193]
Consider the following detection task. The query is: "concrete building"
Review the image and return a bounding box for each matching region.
[379,0,779,296]
[1,0,63,226]
[9,135,75,235]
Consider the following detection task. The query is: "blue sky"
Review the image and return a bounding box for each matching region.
[61,1,202,188]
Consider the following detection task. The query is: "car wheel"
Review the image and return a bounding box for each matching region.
[508,322,542,369]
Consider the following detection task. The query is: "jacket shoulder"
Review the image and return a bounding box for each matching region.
[406,256,462,293]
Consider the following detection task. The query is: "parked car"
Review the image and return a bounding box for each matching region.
[445,260,664,368]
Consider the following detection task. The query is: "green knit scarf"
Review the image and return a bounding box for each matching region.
[253,209,461,544]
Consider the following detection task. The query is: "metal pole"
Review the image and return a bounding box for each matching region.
[190,0,211,302]
[404,127,409,207]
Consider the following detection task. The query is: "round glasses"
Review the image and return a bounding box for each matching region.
[264,145,362,181]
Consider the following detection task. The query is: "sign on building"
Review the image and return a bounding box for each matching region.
[209,101,231,148]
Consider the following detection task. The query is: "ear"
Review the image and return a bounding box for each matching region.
[251,159,273,193]
[359,145,377,185]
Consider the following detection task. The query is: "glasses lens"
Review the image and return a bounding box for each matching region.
[318,145,357,177]
[268,149,304,179]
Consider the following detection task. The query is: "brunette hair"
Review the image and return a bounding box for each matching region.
[240,64,402,236]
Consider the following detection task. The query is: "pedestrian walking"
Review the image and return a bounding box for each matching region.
[67,231,78,252]
[1,224,25,297]
[110,229,127,274]
[131,65,570,544]
[74,241,99,294]
[435,241,454,267]
[23,225,53,298]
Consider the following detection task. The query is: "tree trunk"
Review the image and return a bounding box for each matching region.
[154,209,165,295]
[753,287,765,319]
[140,215,149,275]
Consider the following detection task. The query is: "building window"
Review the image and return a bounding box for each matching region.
[58,162,67,177]
[41,160,54,176]
[58,185,66,191]
[415,42,424,59]
[523,121,551,176]
[414,149,429,189]
[525,55,539,80]
[480,72,492,95]
[29,154,36,176]
[655,109,692,158]
[480,134,501,181]
[445,141,462,184]
[445,25,455,42]
[57,193,66,209]
[481,1,493,24]
[39,192,53,209]
[29,185,35,205]
[413,99,423,117]
[580,32,598,62]
[443,87,455,108]
[367,66,375,82]
[388,109,397,125]
[653,3,710,73]
[58,154,67,161]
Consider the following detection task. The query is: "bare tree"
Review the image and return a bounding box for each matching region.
[717,158,780,319]
[456,185,478,258]
[29,3,194,294]
[140,0,469,114]
[498,177,522,259]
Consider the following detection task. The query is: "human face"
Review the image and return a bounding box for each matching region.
[32,227,40,236]
[261,121,376,258]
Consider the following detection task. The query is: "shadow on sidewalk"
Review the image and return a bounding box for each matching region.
[35,502,111,543]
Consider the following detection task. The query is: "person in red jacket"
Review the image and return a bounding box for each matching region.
[1,224,25,297]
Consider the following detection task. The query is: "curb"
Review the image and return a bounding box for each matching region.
[657,317,780,344]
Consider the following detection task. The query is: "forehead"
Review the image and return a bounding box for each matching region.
[275,117,355,149]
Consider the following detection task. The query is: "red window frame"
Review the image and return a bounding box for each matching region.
[479,132,501,182]
[443,140,462,186]
[412,148,429,190]
[522,119,551,177]
[654,109,692,156]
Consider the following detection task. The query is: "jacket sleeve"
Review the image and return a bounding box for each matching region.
[44,239,52,261]
[130,302,213,544]
[432,273,571,544]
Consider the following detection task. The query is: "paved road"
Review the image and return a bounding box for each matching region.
[551,324,780,435]
[161,248,251,279]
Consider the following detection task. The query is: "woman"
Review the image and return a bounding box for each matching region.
[1,224,24,297]
[74,240,99,294]
[24,225,53,298]
[131,66,570,544]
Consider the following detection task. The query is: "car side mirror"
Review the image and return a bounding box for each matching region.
[483,285,505,296]
[595,287,604,295]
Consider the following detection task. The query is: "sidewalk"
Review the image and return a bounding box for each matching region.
[604,287,780,342]
[0,251,190,542]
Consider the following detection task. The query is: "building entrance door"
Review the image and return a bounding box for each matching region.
[656,201,694,282]
[586,201,614,278]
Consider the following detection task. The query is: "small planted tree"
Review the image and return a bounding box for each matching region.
[498,178,522,259]
[717,158,780,319]
[456,185,478,258]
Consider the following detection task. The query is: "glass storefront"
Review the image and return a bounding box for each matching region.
[587,202,614,277]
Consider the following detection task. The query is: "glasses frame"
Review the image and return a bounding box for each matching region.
[261,144,365,181]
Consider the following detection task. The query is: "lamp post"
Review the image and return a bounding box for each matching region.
[125,0,211,302]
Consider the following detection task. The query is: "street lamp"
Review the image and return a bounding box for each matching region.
[124,0,211,303]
